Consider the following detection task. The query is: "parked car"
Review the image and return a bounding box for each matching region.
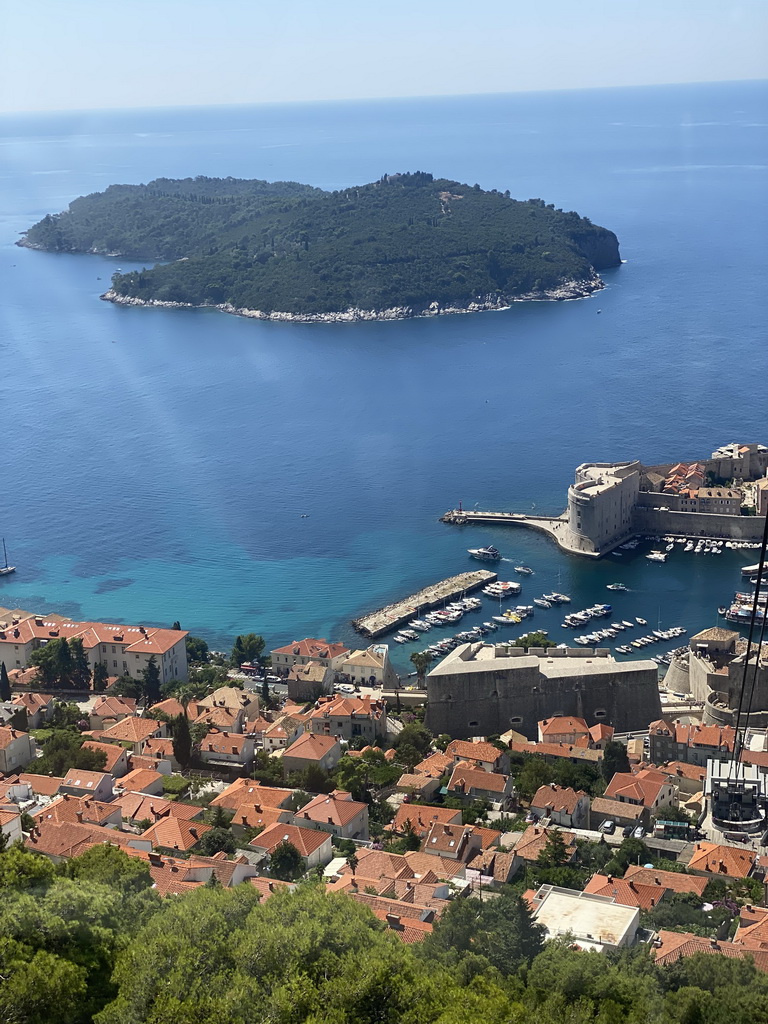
[622,824,634,838]
[633,826,645,839]
[600,820,616,835]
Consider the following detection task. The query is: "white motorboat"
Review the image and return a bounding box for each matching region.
[468,546,501,561]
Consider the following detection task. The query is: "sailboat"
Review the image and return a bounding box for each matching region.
[0,538,15,576]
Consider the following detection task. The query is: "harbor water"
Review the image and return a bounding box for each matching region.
[0,81,767,670]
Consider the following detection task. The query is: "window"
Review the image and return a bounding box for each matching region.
[113,661,118,668]
[594,709,607,718]
[469,720,479,728]
[510,716,523,724]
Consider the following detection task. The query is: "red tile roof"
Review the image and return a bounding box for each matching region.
[294,790,367,828]
[445,739,506,765]
[448,762,510,794]
[514,825,576,862]
[584,872,667,910]
[623,865,708,896]
[283,732,339,762]
[140,816,211,851]
[653,930,768,972]
[251,823,332,858]
[688,842,756,878]
[531,784,587,816]
[271,638,349,659]
[81,741,128,773]
[211,779,293,811]
[390,804,462,837]
[101,717,163,744]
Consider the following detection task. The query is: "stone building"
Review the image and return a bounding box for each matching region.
[425,643,660,740]
[567,461,640,554]
[678,627,768,731]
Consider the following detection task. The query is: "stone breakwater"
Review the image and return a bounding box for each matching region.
[100,276,603,323]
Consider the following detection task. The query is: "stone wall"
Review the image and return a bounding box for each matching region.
[425,650,661,740]
[632,507,764,540]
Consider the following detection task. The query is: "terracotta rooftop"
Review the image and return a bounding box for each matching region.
[622,865,708,896]
[211,778,294,811]
[115,792,201,823]
[140,816,211,852]
[251,823,332,858]
[81,741,127,774]
[283,732,340,762]
[531,784,587,816]
[61,769,112,793]
[117,768,164,793]
[101,717,163,744]
[19,773,63,796]
[412,751,453,777]
[445,739,506,765]
[32,793,118,827]
[294,790,367,828]
[199,731,250,755]
[514,825,576,862]
[653,929,768,972]
[448,762,510,794]
[390,804,462,837]
[0,726,31,750]
[271,638,349,659]
[590,796,646,821]
[688,842,756,878]
[0,618,186,655]
[538,716,589,739]
[584,872,667,910]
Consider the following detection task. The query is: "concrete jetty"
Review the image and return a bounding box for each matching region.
[439,508,603,557]
[352,569,498,638]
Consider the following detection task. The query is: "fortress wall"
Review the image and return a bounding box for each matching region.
[632,507,764,540]
[662,655,691,696]
[425,661,661,740]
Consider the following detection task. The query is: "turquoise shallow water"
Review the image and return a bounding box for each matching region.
[0,82,766,668]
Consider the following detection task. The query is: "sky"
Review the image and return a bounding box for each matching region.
[1,0,767,114]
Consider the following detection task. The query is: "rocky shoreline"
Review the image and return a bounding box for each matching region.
[100,276,603,323]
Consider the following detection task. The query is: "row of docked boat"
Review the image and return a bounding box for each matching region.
[392,597,483,643]
[562,604,614,627]
[613,625,687,652]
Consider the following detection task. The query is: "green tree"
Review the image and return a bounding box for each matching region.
[0,942,87,1024]
[601,740,631,781]
[231,633,265,668]
[61,844,154,895]
[25,730,106,777]
[261,677,270,706]
[170,711,192,768]
[395,722,432,756]
[140,655,161,706]
[537,829,569,868]
[185,636,209,664]
[0,845,55,890]
[269,840,304,881]
[196,828,237,856]
[512,631,555,649]
[92,662,109,693]
[409,650,433,685]
[69,639,91,689]
[0,661,11,701]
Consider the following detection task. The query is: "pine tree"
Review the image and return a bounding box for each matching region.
[54,637,74,687]
[0,662,11,702]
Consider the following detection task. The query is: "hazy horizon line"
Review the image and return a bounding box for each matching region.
[1,76,766,120]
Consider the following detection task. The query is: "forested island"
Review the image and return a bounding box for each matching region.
[20,172,621,321]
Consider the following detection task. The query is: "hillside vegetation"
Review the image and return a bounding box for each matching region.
[21,172,621,318]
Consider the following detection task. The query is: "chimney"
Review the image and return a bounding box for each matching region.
[76,811,83,822]
[385,913,402,929]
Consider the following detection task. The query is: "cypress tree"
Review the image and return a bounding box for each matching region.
[0,662,11,702]
[172,712,192,768]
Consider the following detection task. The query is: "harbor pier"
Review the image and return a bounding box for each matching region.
[440,508,606,558]
[352,569,497,638]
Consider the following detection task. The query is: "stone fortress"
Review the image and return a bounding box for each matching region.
[664,627,768,732]
[442,442,768,559]
[564,441,768,556]
[424,642,661,740]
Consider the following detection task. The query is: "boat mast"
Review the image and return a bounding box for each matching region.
[1,538,7,569]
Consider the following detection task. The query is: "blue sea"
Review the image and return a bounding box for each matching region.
[0,81,767,668]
